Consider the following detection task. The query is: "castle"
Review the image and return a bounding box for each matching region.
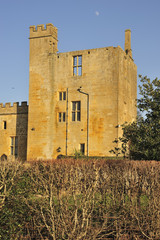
[0,24,137,161]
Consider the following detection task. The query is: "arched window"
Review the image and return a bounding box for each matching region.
[1,154,7,161]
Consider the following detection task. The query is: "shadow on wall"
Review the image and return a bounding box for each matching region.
[16,103,28,161]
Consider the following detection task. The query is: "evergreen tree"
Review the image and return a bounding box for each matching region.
[123,75,160,160]
[110,76,160,160]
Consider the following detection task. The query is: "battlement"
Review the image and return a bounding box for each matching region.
[30,23,57,40]
[0,101,28,114]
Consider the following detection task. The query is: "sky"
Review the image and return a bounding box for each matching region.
[0,0,160,104]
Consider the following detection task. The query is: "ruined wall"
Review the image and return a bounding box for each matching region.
[0,24,137,161]
[0,102,28,160]
[25,24,137,160]
[52,46,137,157]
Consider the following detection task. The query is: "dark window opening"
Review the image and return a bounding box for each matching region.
[72,111,75,121]
[59,112,61,122]
[3,121,7,129]
[11,146,14,155]
[63,112,66,122]
[1,154,7,161]
[63,92,66,100]
[59,92,62,101]
[80,143,85,155]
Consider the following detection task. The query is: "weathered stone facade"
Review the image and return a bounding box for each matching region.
[0,102,28,160]
[0,24,137,161]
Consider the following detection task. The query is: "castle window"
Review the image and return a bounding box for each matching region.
[59,91,66,101]
[10,136,18,157]
[72,101,81,121]
[80,143,85,155]
[59,112,66,122]
[73,56,82,76]
[3,121,7,129]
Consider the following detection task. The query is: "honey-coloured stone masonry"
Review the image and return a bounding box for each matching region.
[0,102,28,160]
[0,24,137,161]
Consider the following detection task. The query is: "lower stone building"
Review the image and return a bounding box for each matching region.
[0,102,28,160]
[0,24,137,161]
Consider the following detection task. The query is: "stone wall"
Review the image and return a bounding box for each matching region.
[0,24,137,161]
[52,46,137,157]
[0,102,28,160]
[27,24,137,159]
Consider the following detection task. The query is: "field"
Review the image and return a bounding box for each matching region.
[0,158,160,239]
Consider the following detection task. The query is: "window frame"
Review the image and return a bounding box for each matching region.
[58,112,66,122]
[59,91,66,101]
[73,55,82,76]
[72,101,81,122]
[10,136,18,157]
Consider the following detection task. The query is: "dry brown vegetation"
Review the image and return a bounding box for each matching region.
[0,159,160,239]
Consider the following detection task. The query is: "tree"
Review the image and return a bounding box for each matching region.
[125,76,160,160]
[110,75,160,160]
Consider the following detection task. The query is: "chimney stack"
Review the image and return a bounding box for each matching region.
[125,29,132,58]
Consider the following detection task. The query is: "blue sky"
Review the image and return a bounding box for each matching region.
[0,0,160,104]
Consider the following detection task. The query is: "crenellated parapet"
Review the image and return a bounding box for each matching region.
[0,101,28,114]
[29,23,58,53]
[30,23,57,40]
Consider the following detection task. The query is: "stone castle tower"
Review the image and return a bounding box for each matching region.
[27,24,58,159]
[0,24,137,161]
